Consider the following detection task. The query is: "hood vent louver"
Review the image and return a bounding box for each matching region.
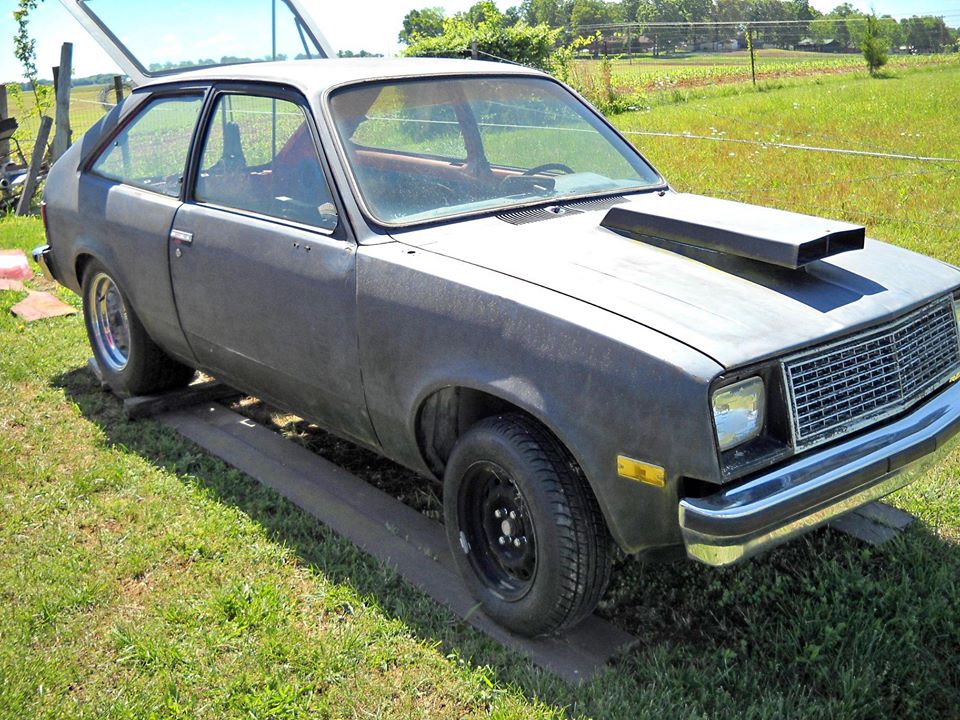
[601,194,865,269]
[498,195,628,225]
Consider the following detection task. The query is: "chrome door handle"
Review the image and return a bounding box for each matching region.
[170,229,194,245]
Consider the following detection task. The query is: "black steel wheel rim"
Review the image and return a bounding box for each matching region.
[457,460,537,601]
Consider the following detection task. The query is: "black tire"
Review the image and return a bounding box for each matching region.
[443,413,612,637]
[81,260,194,397]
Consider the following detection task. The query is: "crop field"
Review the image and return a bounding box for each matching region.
[574,51,960,97]
[1,61,959,719]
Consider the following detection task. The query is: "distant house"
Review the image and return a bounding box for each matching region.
[797,37,842,52]
[629,35,655,52]
[694,39,739,52]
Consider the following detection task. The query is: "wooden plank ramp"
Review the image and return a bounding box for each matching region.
[158,402,637,683]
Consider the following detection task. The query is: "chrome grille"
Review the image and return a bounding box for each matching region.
[783,297,960,450]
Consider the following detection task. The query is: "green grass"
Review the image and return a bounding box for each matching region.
[613,64,960,261]
[2,61,960,719]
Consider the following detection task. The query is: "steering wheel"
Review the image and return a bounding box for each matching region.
[522,163,575,177]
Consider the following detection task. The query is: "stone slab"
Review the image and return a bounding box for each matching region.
[10,291,76,321]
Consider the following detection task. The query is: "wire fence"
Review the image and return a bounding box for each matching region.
[2,79,125,170]
[3,42,958,224]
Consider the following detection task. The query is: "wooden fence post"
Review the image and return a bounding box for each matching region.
[15,115,53,216]
[113,75,125,105]
[0,85,9,164]
[52,42,73,163]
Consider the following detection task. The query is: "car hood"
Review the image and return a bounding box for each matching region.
[391,193,960,369]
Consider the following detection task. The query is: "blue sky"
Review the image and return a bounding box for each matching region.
[2,0,959,83]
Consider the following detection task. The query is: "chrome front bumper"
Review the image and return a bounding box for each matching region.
[679,379,960,566]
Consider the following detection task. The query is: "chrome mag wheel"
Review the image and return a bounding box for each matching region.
[87,272,131,372]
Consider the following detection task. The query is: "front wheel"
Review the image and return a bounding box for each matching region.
[82,260,194,397]
[443,414,612,637]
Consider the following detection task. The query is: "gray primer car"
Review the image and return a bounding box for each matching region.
[35,48,960,636]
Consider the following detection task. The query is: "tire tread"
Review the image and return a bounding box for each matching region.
[450,413,612,636]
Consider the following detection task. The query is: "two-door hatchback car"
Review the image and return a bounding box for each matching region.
[35,0,960,636]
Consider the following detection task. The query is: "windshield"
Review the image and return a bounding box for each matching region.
[328,76,662,225]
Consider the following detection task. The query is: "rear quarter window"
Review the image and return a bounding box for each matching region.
[90,94,204,197]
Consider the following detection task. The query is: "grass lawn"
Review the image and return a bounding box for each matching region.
[1,62,959,719]
[614,63,960,262]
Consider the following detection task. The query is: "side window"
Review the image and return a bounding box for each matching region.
[195,94,338,231]
[91,95,203,197]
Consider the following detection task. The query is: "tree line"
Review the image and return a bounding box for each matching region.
[401,1,959,55]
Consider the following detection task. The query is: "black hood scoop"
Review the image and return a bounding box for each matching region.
[602,192,865,270]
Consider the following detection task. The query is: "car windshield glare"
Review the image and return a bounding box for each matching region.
[328,76,662,225]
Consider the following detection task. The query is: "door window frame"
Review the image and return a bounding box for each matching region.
[185,82,351,241]
[83,85,212,201]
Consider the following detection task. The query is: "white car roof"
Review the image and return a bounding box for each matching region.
[145,58,546,95]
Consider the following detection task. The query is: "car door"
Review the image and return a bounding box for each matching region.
[79,90,206,363]
[169,86,378,448]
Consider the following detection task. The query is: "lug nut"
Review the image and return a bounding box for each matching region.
[498,536,507,545]
[509,510,517,520]
[494,509,503,519]
[513,538,522,548]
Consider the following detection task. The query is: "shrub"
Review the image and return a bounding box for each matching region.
[404,14,561,72]
[861,15,890,77]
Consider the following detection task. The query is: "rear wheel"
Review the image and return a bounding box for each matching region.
[82,260,194,397]
[443,414,612,637]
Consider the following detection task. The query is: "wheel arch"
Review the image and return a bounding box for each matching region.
[74,251,97,290]
[413,382,608,525]
[71,239,125,296]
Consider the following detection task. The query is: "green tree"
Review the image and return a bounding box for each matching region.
[827,3,862,48]
[860,14,889,75]
[636,0,684,56]
[878,15,905,50]
[519,0,574,28]
[620,0,641,23]
[503,5,523,25]
[463,1,503,26]
[710,0,750,47]
[398,7,446,44]
[571,0,619,30]
[900,15,952,53]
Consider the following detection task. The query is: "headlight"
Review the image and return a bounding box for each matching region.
[713,377,765,452]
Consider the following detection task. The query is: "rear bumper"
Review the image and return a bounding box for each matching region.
[679,379,960,566]
[32,244,56,282]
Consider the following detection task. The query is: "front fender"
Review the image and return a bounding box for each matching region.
[357,243,723,554]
